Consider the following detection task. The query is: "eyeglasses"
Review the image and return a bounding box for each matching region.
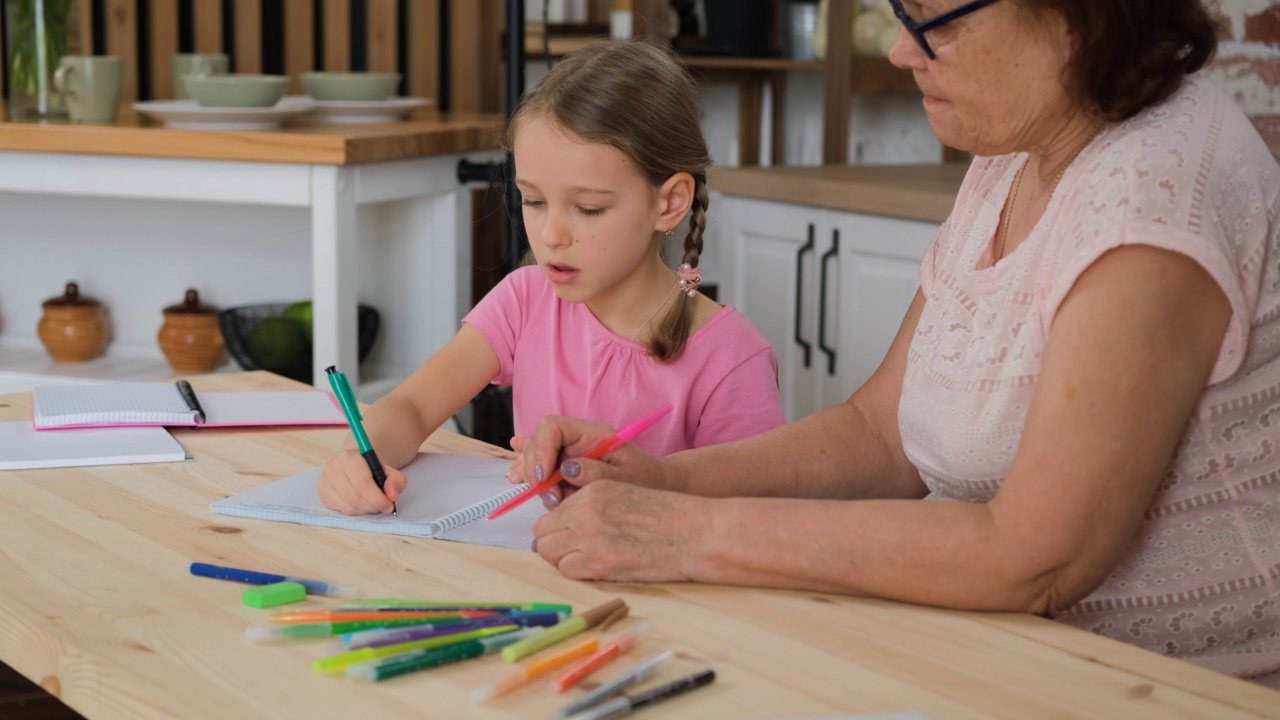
[887,0,1001,60]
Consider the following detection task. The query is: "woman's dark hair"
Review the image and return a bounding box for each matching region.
[1023,0,1220,120]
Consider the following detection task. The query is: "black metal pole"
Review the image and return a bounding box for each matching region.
[504,0,527,273]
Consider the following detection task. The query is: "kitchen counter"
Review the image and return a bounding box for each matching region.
[709,162,970,223]
[0,110,504,165]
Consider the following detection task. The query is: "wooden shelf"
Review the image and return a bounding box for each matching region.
[849,55,919,95]
[680,56,825,73]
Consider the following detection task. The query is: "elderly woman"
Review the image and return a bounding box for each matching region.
[512,0,1280,686]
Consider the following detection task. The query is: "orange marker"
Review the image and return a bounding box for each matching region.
[470,637,601,704]
[548,623,649,694]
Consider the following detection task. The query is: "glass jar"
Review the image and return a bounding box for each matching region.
[4,0,81,121]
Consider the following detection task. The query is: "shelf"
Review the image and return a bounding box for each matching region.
[680,56,826,73]
[849,55,920,95]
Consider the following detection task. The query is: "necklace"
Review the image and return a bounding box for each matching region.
[629,276,681,343]
[995,124,1104,261]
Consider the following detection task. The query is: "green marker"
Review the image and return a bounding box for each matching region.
[346,628,539,683]
[326,365,395,514]
[501,598,626,662]
[313,625,520,675]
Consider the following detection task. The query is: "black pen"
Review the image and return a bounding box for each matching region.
[564,668,716,720]
[325,366,396,515]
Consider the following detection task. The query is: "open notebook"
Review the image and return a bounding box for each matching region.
[210,453,545,551]
[33,381,347,430]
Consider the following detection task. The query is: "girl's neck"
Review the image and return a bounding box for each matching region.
[587,256,678,341]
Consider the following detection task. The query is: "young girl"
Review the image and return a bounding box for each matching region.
[318,40,785,516]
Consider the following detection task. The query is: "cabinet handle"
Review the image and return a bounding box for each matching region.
[818,228,839,376]
[794,223,815,368]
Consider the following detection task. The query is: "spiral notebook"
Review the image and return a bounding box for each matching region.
[33,381,347,430]
[209,453,544,551]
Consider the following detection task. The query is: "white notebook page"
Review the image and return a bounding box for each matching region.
[35,382,193,427]
[210,453,544,551]
[0,421,187,470]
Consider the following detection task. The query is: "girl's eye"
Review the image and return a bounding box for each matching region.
[578,207,605,217]
[521,199,544,208]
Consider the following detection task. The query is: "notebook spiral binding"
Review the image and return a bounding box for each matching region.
[175,380,207,424]
[426,484,529,536]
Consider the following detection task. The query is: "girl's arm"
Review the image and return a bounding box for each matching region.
[533,245,1231,613]
[318,324,500,515]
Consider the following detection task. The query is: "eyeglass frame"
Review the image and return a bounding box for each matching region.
[886,0,1001,60]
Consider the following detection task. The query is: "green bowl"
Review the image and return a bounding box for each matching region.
[300,72,401,102]
[184,74,290,107]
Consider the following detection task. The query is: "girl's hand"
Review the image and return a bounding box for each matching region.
[317,450,407,515]
[509,416,673,508]
[531,480,708,582]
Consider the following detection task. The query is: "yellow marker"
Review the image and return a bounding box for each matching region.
[312,625,519,675]
[470,636,600,704]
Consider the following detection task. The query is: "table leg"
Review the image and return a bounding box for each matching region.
[311,165,361,387]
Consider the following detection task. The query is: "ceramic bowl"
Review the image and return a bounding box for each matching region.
[300,71,400,102]
[184,74,290,107]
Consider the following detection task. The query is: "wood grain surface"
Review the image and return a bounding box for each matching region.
[0,372,1275,720]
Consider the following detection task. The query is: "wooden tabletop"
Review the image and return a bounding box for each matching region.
[0,372,1276,720]
[710,163,970,223]
[0,110,505,165]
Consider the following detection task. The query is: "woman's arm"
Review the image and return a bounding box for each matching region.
[518,290,930,502]
[318,324,500,515]
[534,245,1232,613]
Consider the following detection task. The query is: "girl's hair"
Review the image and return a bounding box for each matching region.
[507,40,712,362]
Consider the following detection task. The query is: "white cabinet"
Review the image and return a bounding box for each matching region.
[712,195,938,422]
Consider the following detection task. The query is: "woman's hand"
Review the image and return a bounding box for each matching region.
[531,480,708,582]
[508,415,677,508]
[317,450,407,515]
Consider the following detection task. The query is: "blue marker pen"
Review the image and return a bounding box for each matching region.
[189,562,358,598]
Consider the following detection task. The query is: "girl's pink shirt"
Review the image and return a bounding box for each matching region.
[464,265,786,456]
[900,77,1280,685]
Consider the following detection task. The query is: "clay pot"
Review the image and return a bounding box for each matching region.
[37,282,107,363]
[158,289,225,374]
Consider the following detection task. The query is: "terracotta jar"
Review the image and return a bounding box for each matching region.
[37,282,107,363]
[157,289,225,374]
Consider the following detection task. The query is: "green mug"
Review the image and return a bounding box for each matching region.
[53,56,123,124]
[171,53,229,99]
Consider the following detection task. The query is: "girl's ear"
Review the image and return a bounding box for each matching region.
[656,172,695,233]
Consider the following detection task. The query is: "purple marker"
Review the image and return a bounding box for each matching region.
[343,611,565,650]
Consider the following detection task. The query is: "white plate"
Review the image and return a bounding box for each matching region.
[300,96,432,124]
[132,98,316,131]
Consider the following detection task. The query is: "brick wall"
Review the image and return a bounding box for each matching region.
[1207,0,1280,157]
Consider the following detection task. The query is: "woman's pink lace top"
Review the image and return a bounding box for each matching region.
[899,77,1280,685]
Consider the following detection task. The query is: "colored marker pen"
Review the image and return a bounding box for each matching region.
[551,650,677,720]
[342,612,565,650]
[470,636,600,704]
[562,668,716,720]
[246,616,481,641]
[549,623,649,694]
[312,625,520,675]
[502,598,627,662]
[346,628,540,683]
[339,599,573,614]
[189,562,357,598]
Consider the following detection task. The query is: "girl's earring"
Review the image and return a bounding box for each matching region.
[665,227,673,237]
